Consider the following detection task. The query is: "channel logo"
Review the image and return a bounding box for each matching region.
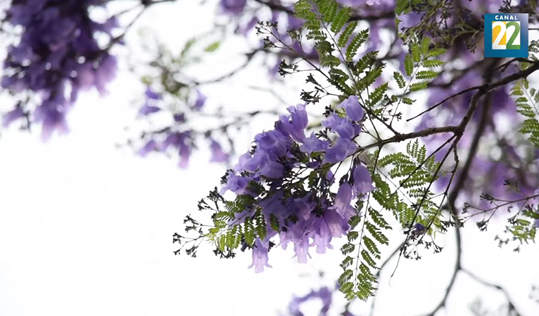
[484,13,528,58]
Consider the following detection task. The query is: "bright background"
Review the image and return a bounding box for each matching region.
[0,1,538,315]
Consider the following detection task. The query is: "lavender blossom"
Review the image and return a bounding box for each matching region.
[352,164,374,196]
[287,287,333,316]
[340,95,364,121]
[192,90,206,111]
[324,137,357,164]
[138,139,158,157]
[2,107,25,127]
[300,132,330,154]
[220,0,247,15]
[322,113,360,139]
[2,0,118,138]
[209,139,229,163]
[248,239,272,273]
[221,102,372,269]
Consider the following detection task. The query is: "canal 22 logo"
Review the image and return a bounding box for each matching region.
[484,13,529,58]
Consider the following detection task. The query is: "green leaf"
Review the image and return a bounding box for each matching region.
[349,215,361,229]
[345,29,369,61]
[411,43,420,63]
[361,250,377,268]
[204,41,221,52]
[404,54,413,77]
[393,71,406,89]
[340,256,354,269]
[409,81,428,92]
[217,234,226,252]
[341,242,356,255]
[270,213,281,232]
[395,0,411,15]
[339,269,354,284]
[244,216,255,246]
[347,231,359,242]
[427,48,447,58]
[422,59,445,68]
[415,70,438,80]
[353,51,378,75]
[321,0,339,23]
[338,21,358,48]
[402,97,414,105]
[254,210,267,240]
[420,37,430,56]
[330,7,352,33]
[366,83,388,107]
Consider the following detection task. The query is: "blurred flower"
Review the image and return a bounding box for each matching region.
[209,139,230,163]
[2,0,118,138]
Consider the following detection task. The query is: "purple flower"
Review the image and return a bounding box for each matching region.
[322,113,360,139]
[155,132,192,168]
[260,160,285,178]
[324,137,357,163]
[334,183,355,217]
[241,151,268,173]
[292,194,317,221]
[248,239,272,273]
[35,93,70,141]
[287,15,304,30]
[259,191,285,218]
[160,132,186,151]
[210,139,229,163]
[220,0,247,15]
[300,132,329,154]
[192,90,206,111]
[293,236,311,263]
[2,107,25,127]
[340,95,364,121]
[287,104,308,142]
[138,105,161,116]
[178,142,191,169]
[221,174,251,195]
[413,223,426,234]
[236,17,259,35]
[255,130,292,158]
[311,207,349,254]
[145,87,161,100]
[352,164,374,196]
[138,139,158,157]
[222,103,369,269]
[2,0,119,138]
[173,113,185,123]
[287,287,333,316]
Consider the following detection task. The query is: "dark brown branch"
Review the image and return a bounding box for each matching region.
[361,125,459,151]
[406,85,483,122]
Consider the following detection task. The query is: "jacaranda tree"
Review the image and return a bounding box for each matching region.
[1,0,539,315]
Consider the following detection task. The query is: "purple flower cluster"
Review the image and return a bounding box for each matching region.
[417,58,537,210]
[219,0,247,16]
[1,0,118,139]
[284,287,333,316]
[398,0,539,212]
[221,96,373,272]
[138,131,193,168]
[137,87,230,166]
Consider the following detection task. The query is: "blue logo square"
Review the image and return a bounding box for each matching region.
[484,13,528,58]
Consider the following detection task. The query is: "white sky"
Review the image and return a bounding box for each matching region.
[0,1,538,316]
